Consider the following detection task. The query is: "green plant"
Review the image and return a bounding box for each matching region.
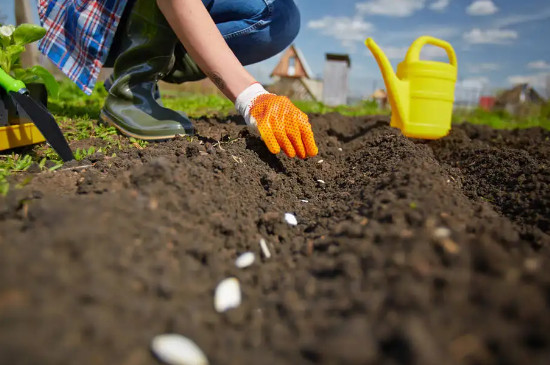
[129,137,149,149]
[0,153,34,195]
[0,23,59,97]
[74,146,100,161]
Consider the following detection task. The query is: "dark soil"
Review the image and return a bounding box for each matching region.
[1,115,549,365]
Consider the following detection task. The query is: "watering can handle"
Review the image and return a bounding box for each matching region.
[405,36,457,67]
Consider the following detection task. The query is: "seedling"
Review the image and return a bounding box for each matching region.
[0,24,58,97]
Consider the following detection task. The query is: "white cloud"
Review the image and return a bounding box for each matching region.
[421,46,451,60]
[307,16,374,49]
[430,0,450,11]
[356,0,426,17]
[463,28,518,44]
[380,25,460,43]
[494,8,550,27]
[527,60,550,70]
[468,63,500,73]
[380,46,409,60]
[467,0,498,16]
[508,73,550,90]
[458,76,490,90]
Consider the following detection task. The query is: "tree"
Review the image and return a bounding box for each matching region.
[15,0,39,68]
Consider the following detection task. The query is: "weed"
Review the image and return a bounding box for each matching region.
[129,137,149,149]
[0,153,34,195]
[74,146,100,161]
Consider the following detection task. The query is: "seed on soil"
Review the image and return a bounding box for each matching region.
[433,227,451,239]
[317,179,326,184]
[214,278,241,313]
[338,148,343,151]
[284,213,298,226]
[150,334,209,365]
[259,238,271,259]
[301,200,309,203]
[235,252,255,269]
[318,160,324,163]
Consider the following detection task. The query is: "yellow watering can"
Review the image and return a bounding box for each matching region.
[366,36,458,139]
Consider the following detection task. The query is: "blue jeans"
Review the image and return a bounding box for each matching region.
[106,0,300,68]
[106,0,300,67]
[202,0,300,65]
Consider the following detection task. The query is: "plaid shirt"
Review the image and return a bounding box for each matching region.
[38,0,128,95]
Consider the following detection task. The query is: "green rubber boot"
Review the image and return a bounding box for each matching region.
[163,44,207,84]
[101,0,194,140]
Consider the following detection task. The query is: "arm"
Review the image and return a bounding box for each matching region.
[156,0,254,101]
[156,0,318,158]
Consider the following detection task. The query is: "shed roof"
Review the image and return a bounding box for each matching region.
[326,53,351,67]
[270,45,314,79]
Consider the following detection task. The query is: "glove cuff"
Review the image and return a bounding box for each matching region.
[235,82,269,127]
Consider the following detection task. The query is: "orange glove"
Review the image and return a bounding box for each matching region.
[236,83,318,159]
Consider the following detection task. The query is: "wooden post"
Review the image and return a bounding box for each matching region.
[15,0,39,68]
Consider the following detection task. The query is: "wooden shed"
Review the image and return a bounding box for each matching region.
[322,54,351,106]
[267,45,323,101]
[495,83,545,116]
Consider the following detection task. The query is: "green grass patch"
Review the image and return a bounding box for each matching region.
[161,91,234,118]
[453,107,550,130]
[294,100,390,117]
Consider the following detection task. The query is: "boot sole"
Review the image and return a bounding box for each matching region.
[100,110,189,141]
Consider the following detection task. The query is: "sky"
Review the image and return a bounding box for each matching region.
[2,0,550,98]
[249,0,550,98]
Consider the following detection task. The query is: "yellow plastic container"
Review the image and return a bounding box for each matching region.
[366,36,458,139]
[0,122,46,151]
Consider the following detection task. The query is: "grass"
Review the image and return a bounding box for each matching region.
[162,90,234,118]
[453,107,550,130]
[1,79,549,195]
[294,99,390,116]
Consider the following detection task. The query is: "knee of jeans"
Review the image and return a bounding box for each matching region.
[269,0,301,53]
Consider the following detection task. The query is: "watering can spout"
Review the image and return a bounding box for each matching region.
[365,38,408,128]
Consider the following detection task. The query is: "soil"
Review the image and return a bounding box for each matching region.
[1,114,549,365]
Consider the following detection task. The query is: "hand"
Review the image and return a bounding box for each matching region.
[236,83,318,159]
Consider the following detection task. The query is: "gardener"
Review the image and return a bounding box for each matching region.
[38,0,318,159]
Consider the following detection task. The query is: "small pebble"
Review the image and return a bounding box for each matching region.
[214,278,241,313]
[235,252,255,269]
[284,213,298,226]
[433,227,451,239]
[524,258,539,272]
[317,179,326,184]
[259,238,271,259]
[151,334,209,365]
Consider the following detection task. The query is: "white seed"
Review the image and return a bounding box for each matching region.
[318,160,324,163]
[214,278,241,313]
[284,213,298,226]
[259,238,271,259]
[235,252,255,269]
[317,180,326,184]
[433,227,451,239]
[338,148,343,151]
[151,334,208,365]
[300,200,309,203]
